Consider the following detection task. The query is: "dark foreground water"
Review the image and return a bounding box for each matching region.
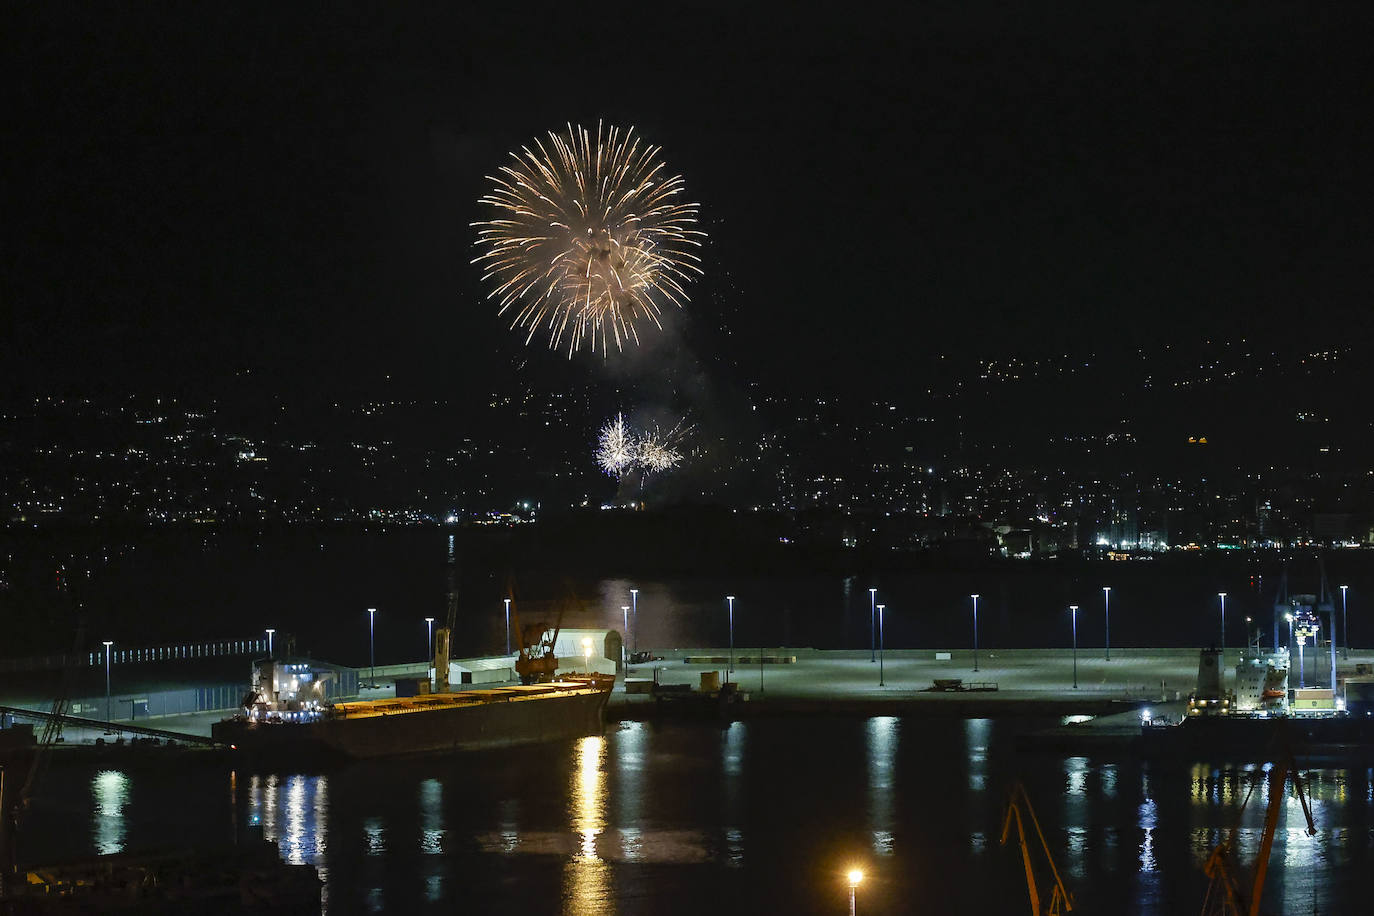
[21,717,1374,915]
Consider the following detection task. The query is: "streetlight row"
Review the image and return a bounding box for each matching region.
[112,582,1348,700]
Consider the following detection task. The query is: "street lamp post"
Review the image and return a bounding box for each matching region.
[367,607,376,688]
[1218,592,1227,665]
[877,605,886,687]
[581,637,593,675]
[503,598,511,657]
[1341,585,1349,660]
[1285,612,1294,650]
[621,606,630,668]
[970,594,980,673]
[630,588,639,653]
[1103,586,1111,661]
[425,617,434,661]
[726,596,735,677]
[869,588,877,663]
[1070,606,1079,689]
[847,869,864,916]
[103,641,114,725]
[265,628,275,658]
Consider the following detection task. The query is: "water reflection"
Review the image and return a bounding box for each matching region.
[563,735,612,915]
[1065,757,1088,797]
[245,773,328,866]
[616,721,646,861]
[419,778,443,855]
[92,770,128,855]
[1138,769,1158,874]
[868,716,897,855]
[964,717,989,795]
[722,722,745,867]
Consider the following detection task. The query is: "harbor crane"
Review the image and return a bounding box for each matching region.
[1201,754,1316,916]
[509,595,566,684]
[1001,781,1076,915]
[4,570,85,897]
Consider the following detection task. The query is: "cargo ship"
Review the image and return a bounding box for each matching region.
[1138,646,1374,761]
[212,657,613,762]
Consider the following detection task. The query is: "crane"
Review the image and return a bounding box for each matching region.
[1201,755,1316,916]
[4,568,85,895]
[509,595,566,685]
[1001,781,1076,915]
[432,545,461,693]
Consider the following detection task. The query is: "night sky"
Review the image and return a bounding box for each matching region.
[6,4,1372,404]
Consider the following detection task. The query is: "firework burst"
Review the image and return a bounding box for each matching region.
[595,413,636,477]
[473,123,705,356]
[594,414,692,479]
[635,420,691,474]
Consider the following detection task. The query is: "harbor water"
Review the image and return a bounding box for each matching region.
[20,716,1374,915]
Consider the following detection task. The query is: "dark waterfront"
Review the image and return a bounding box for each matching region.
[21,717,1371,915]
[5,528,1373,665]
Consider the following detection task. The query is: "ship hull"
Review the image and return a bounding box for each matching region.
[1140,714,1374,762]
[214,679,612,764]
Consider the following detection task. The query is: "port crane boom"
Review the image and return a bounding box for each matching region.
[1001,781,1076,915]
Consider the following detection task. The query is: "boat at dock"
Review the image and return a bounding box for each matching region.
[212,659,613,763]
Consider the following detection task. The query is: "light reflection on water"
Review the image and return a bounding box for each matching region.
[965,717,989,795]
[868,716,897,855]
[246,773,327,865]
[51,718,1374,914]
[721,722,745,867]
[564,735,611,915]
[419,778,443,855]
[92,769,128,855]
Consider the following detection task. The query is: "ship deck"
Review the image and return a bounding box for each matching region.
[328,678,610,721]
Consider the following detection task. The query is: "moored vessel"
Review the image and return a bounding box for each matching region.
[213,670,613,763]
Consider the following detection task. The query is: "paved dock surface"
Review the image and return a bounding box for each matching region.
[8,646,1366,738]
[614,646,1203,713]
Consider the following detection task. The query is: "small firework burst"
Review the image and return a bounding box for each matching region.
[473,122,705,356]
[593,414,692,479]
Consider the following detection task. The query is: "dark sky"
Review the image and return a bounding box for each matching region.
[5,4,1372,404]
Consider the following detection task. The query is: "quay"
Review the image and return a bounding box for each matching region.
[612,646,1209,719]
[5,644,1367,743]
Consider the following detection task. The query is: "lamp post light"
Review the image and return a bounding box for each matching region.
[1341,585,1349,660]
[1245,616,1252,649]
[503,598,511,657]
[265,628,275,658]
[847,869,864,916]
[425,617,434,661]
[581,637,593,676]
[630,588,639,653]
[1218,592,1227,664]
[367,608,376,688]
[1070,606,1079,689]
[1285,612,1294,650]
[877,605,886,687]
[621,606,630,667]
[1102,586,1111,661]
[726,596,736,678]
[970,594,980,673]
[869,588,877,663]
[103,641,114,726]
